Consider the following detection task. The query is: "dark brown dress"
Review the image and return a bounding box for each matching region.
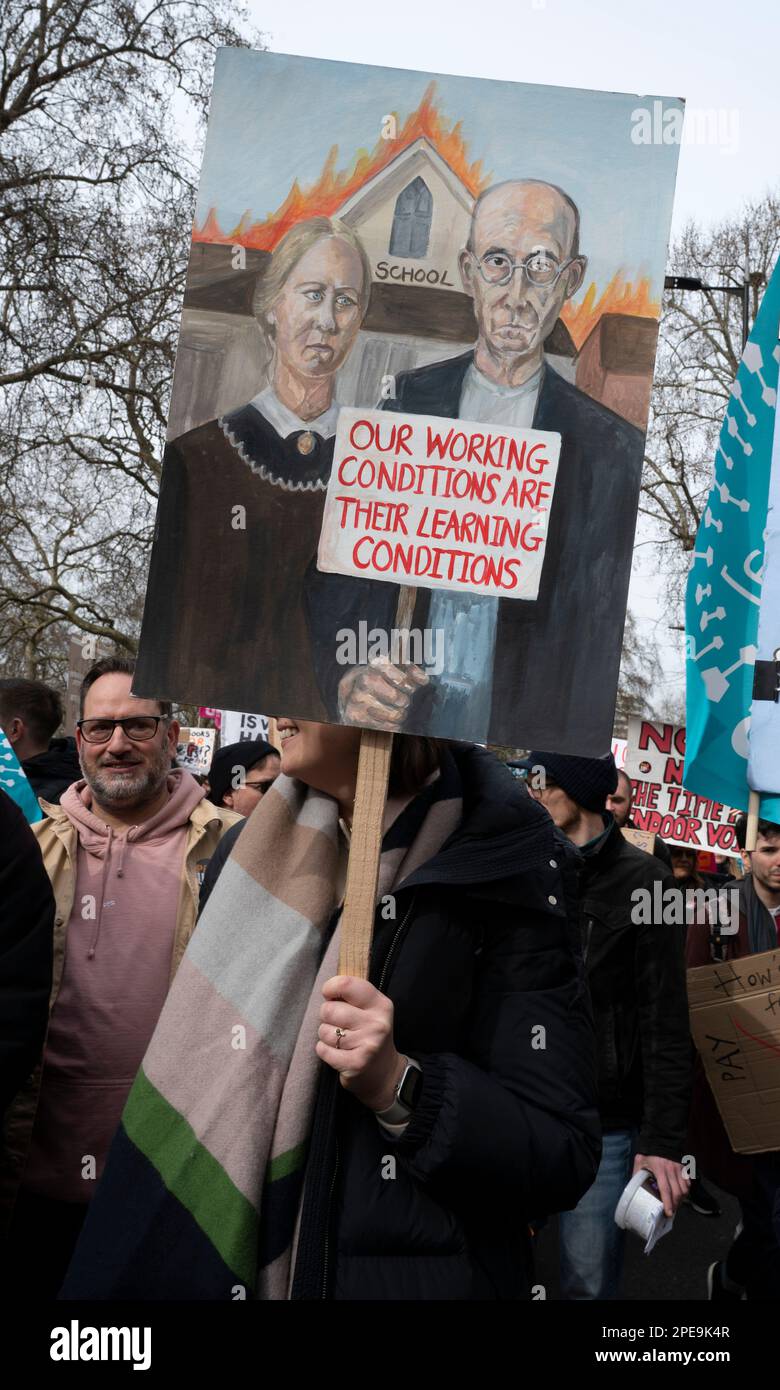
[134,404,337,719]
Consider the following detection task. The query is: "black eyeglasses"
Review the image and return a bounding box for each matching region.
[77,716,166,744]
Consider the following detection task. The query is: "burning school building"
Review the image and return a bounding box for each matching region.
[169,86,659,442]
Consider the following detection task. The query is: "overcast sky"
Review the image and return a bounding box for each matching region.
[218,0,780,716]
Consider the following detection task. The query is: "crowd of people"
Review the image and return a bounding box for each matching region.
[0,665,778,1301]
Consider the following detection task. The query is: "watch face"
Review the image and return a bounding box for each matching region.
[398,1064,423,1111]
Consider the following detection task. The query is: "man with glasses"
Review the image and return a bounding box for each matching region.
[0,656,239,1294]
[333,179,644,750]
[206,738,280,818]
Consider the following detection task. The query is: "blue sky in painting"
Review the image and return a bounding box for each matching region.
[196,48,684,299]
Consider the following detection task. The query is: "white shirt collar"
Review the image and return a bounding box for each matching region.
[464,362,543,399]
[248,385,340,440]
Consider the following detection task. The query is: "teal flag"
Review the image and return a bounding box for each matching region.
[0,729,43,824]
[684,257,780,821]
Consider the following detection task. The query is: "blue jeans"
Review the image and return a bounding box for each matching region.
[559,1129,636,1300]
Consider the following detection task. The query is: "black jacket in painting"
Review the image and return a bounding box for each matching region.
[22,737,81,806]
[133,404,341,719]
[579,817,691,1159]
[290,745,601,1301]
[0,791,54,1119]
[308,354,644,754]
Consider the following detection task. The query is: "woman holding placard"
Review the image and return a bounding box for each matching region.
[64,725,601,1301]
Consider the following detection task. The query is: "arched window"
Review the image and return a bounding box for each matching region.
[389,177,433,259]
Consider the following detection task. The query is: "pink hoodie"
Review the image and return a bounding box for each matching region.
[23,770,205,1204]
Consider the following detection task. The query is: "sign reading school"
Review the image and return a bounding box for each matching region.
[317,409,561,600]
[626,716,741,857]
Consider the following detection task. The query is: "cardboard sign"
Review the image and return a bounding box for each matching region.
[688,948,780,1154]
[176,727,216,775]
[132,48,682,753]
[317,409,560,599]
[626,717,741,857]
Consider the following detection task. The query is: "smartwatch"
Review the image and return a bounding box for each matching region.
[374,1057,423,1125]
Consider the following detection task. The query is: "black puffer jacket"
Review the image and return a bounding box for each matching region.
[22,737,81,806]
[291,746,601,1301]
[580,818,691,1159]
[0,790,54,1118]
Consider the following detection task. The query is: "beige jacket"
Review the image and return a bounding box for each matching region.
[0,794,241,1222]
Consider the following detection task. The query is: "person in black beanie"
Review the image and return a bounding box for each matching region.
[206,739,280,816]
[517,749,692,1300]
[199,739,280,913]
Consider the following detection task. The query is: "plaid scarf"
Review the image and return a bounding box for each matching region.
[61,763,462,1300]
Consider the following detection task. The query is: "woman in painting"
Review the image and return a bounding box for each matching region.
[134,217,375,718]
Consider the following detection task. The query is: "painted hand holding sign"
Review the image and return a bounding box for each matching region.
[626,716,741,856]
[132,49,681,753]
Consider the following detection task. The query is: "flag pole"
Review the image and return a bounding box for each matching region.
[745,788,761,853]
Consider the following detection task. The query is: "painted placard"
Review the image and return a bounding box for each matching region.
[626,716,741,857]
[132,48,682,752]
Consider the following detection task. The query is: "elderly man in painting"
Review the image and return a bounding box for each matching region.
[325,179,645,752]
[132,217,371,717]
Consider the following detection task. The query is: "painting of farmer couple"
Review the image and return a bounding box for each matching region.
[135,49,682,751]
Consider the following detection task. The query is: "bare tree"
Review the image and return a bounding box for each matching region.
[0,0,261,679]
[641,190,780,615]
[613,610,662,738]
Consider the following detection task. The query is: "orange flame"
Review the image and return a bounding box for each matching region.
[194,82,489,251]
[561,272,660,349]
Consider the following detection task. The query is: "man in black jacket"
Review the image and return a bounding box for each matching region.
[606,768,673,868]
[0,679,80,806]
[522,749,691,1299]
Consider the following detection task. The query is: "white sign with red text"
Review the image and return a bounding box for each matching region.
[317,408,561,600]
[626,717,741,857]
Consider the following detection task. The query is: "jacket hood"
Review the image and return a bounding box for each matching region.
[23,736,80,778]
[59,768,206,855]
[401,744,565,898]
[22,736,81,798]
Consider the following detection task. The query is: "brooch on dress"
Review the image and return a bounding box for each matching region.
[220,419,328,492]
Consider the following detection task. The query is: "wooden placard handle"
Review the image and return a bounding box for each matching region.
[338,584,417,979]
[338,728,393,978]
[745,787,761,852]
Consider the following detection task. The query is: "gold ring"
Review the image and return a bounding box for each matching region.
[335,1027,346,1048]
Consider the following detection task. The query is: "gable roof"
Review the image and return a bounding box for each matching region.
[337,137,475,225]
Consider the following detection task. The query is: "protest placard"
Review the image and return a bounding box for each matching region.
[129,48,683,971]
[219,711,271,746]
[626,716,741,857]
[317,408,560,600]
[133,48,682,759]
[688,948,780,1154]
[612,737,627,770]
[621,827,655,854]
[176,727,216,775]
